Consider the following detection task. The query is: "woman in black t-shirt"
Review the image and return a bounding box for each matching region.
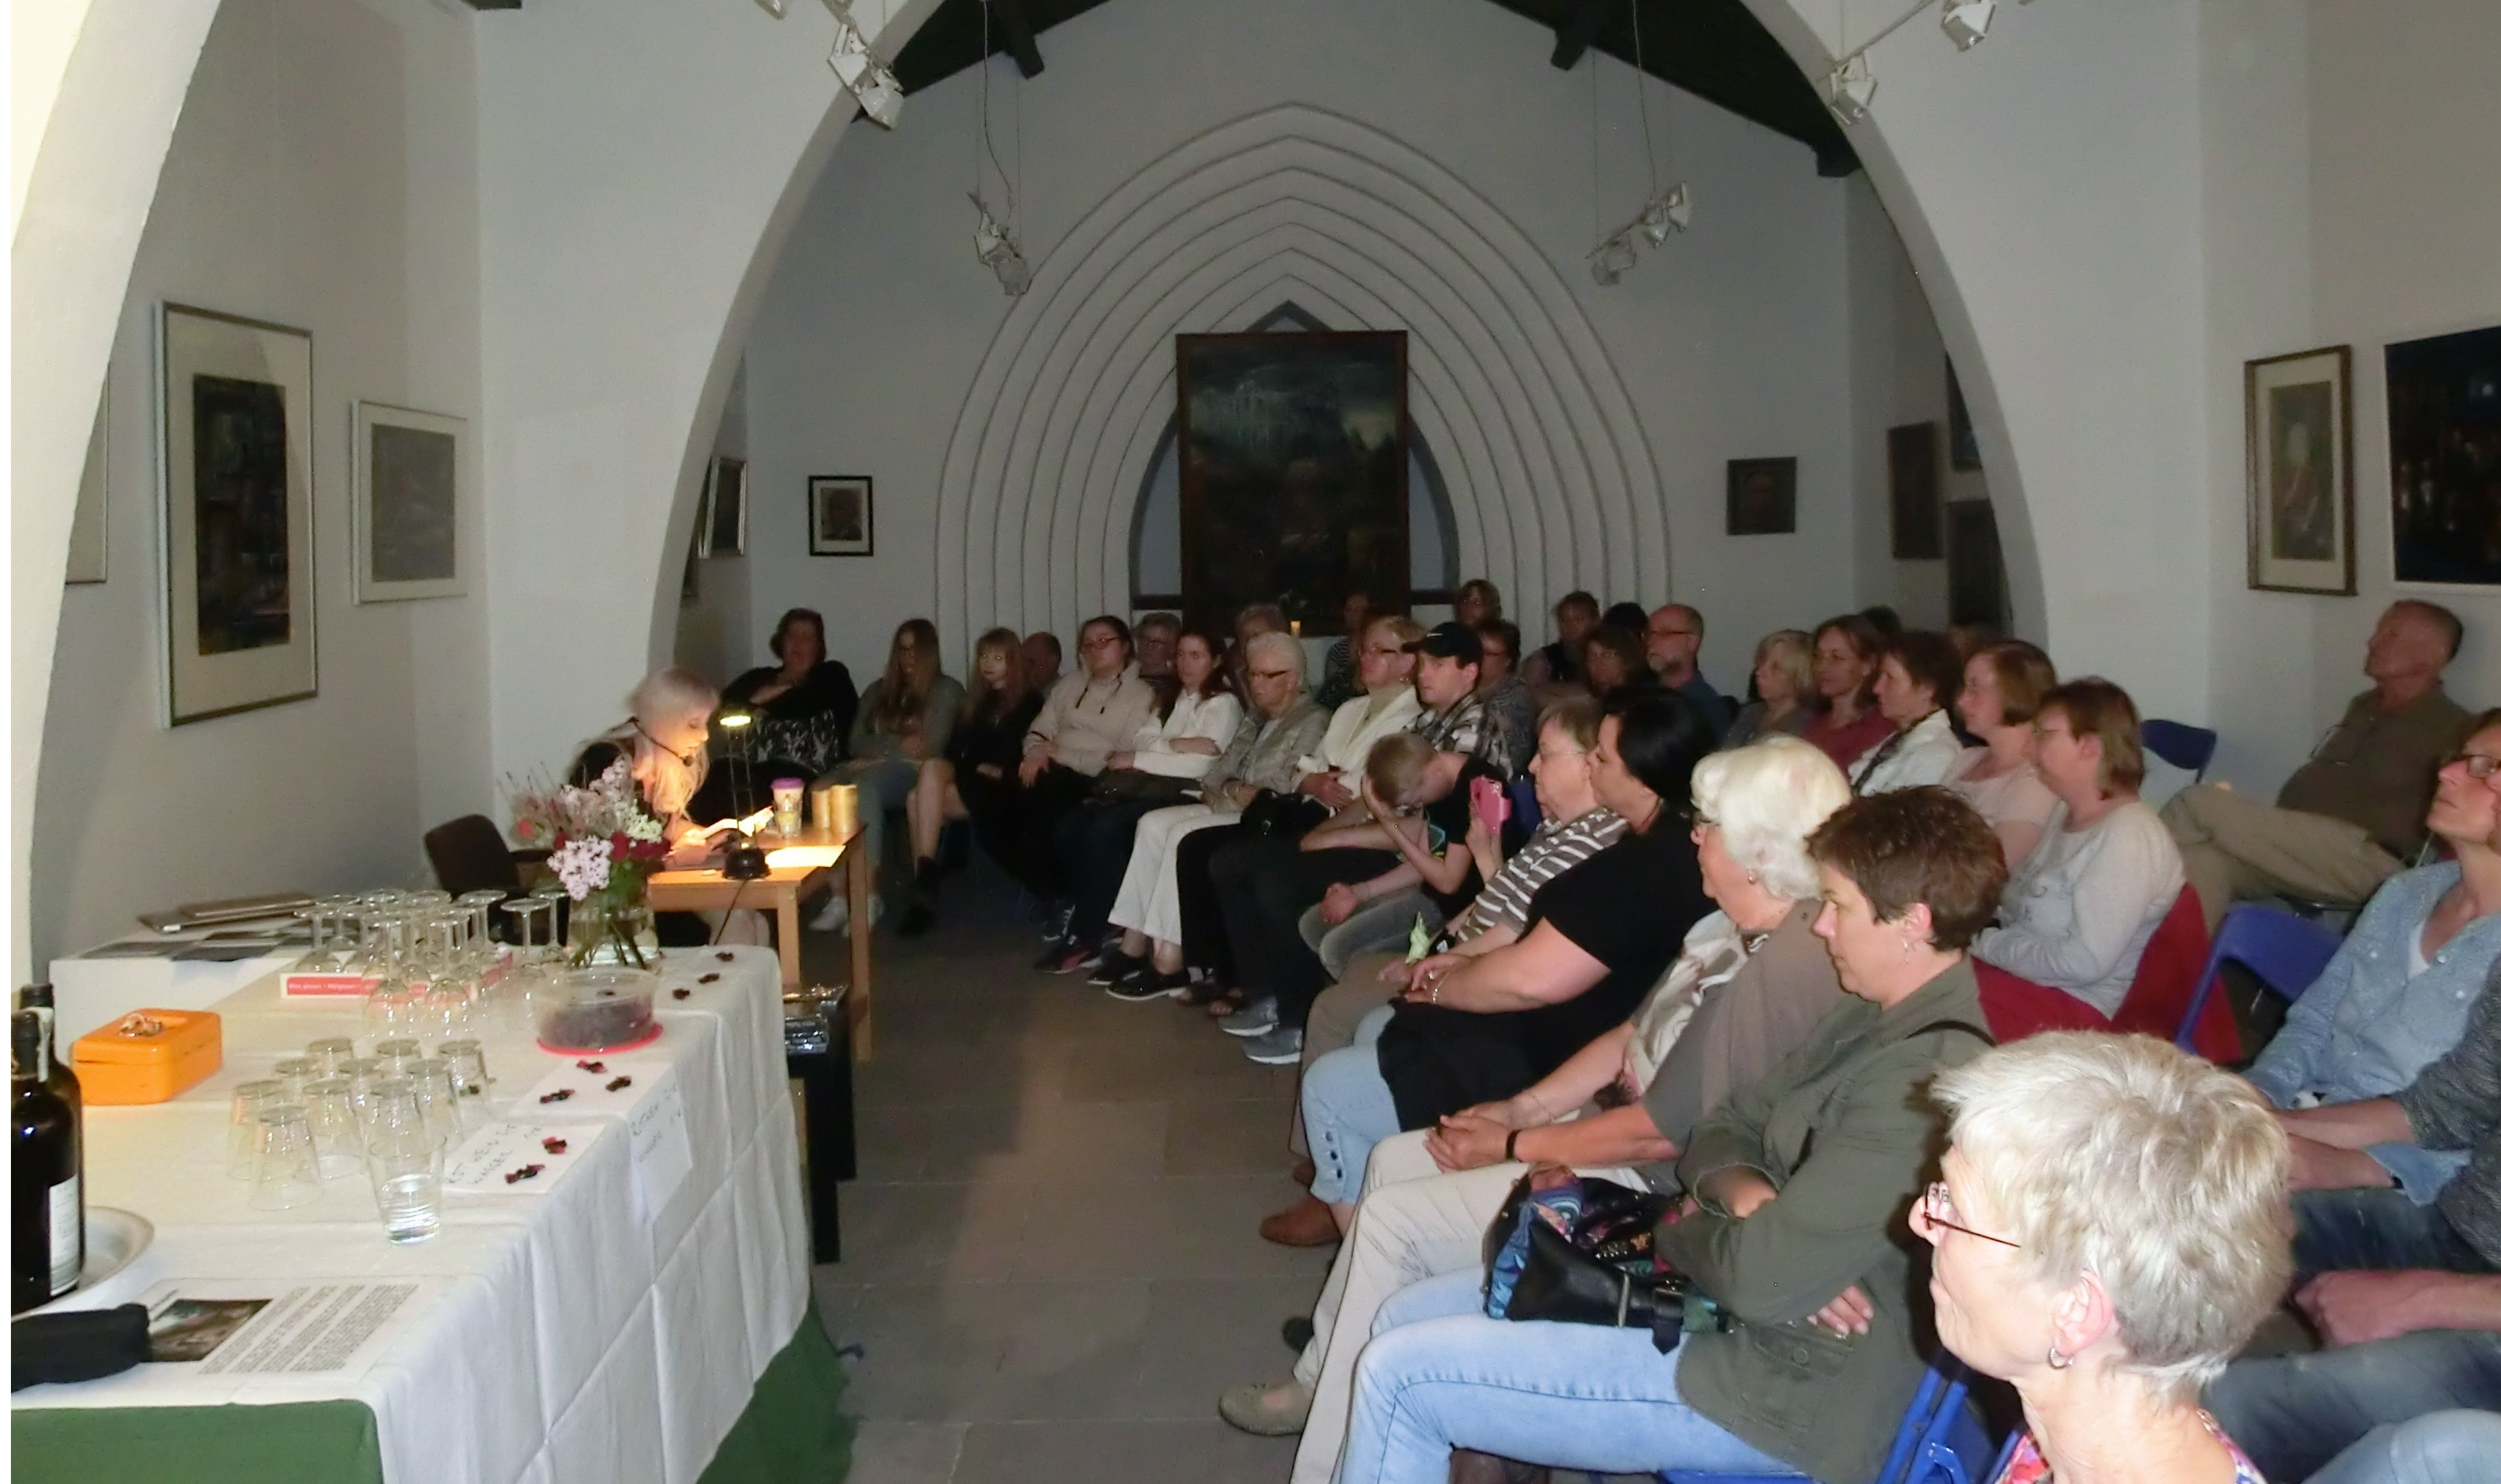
[897,627,1042,935]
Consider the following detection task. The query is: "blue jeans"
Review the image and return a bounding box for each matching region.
[1337,1270,1790,1484]
[2287,1188,2488,1289]
[838,756,920,885]
[2308,1412,2501,1484]
[1304,1006,1399,1205]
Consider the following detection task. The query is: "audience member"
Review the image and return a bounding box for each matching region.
[1403,621,1509,775]
[1800,614,1892,769]
[1134,611,1181,686]
[1602,600,1651,635]
[2165,600,2472,929]
[1021,616,1162,961]
[1022,630,1063,691]
[2207,958,2501,1481]
[1580,624,1650,699]
[718,607,858,779]
[1045,627,1244,974]
[1229,602,1291,698]
[1102,633,1330,997]
[1473,619,1535,773]
[1315,590,1376,711]
[1270,616,1424,827]
[1922,1034,2290,1484]
[1322,786,2001,1484]
[1523,590,1598,693]
[1453,578,1502,627]
[897,627,1039,937]
[1973,678,2186,1015]
[1721,629,1814,749]
[1942,639,2061,870]
[1858,603,1904,640]
[1946,619,2001,660]
[1222,735,1849,1450]
[2305,1412,2501,1484]
[1850,629,1966,793]
[1646,603,1734,739]
[822,619,965,933]
[2243,713,2501,1198]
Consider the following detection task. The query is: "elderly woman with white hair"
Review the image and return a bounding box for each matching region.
[1922,1032,2291,1483]
[571,665,723,867]
[1221,736,1855,1464]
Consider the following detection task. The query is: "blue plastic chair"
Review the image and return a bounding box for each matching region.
[1663,1357,2000,1484]
[2173,905,2344,1052]
[1503,774,1543,852]
[2141,719,2219,781]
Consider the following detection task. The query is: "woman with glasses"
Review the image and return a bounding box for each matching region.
[1019,615,1162,964]
[1325,786,2001,1484]
[1922,1032,2288,1484]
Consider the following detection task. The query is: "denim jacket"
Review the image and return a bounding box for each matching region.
[2245,862,2501,1200]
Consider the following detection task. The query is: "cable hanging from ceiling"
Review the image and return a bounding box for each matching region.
[1825,0,2030,124]
[970,0,1034,296]
[1585,0,1691,288]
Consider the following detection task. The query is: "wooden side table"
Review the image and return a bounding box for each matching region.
[648,815,880,1056]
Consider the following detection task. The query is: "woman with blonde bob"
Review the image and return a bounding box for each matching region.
[1923,1032,2291,1483]
[1721,629,1814,749]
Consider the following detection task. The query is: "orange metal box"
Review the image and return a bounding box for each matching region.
[70,1009,223,1105]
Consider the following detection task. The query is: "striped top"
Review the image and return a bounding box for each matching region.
[1454,806,1628,942]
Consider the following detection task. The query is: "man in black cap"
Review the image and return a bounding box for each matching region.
[1404,620,1512,779]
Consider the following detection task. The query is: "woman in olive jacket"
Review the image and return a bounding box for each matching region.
[1334,786,2006,1484]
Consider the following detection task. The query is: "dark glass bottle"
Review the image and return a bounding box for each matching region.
[13,1010,83,1313]
[15,985,81,1174]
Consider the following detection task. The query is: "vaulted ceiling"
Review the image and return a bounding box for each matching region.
[890,0,1859,177]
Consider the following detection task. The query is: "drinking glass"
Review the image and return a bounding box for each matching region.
[270,1058,314,1099]
[303,1037,356,1077]
[364,1089,443,1244]
[436,1039,490,1102]
[249,1105,323,1211]
[408,1059,463,1149]
[228,1079,289,1180]
[418,913,476,1043]
[299,1077,364,1179]
[369,1039,424,1077]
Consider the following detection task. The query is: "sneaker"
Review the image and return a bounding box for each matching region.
[1218,997,1280,1037]
[1042,940,1098,976]
[1105,968,1188,1002]
[1031,935,1074,972]
[808,894,849,933]
[1039,900,1075,942]
[1238,1026,1303,1064]
[1086,949,1143,987]
[1217,1379,1312,1436]
[1281,1315,1315,1353]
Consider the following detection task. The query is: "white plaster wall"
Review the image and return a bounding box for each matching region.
[740,0,1866,689]
[29,0,486,963]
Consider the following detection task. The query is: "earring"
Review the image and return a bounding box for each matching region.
[2046,1345,2071,1371]
[1745,870,1759,883]
[1901,937,1914,960]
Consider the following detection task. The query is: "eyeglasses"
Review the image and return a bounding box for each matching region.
[1691,811,1719,832]
[1921,1181,2019,1248]
[1248,668,1295,681]
[2446,752,2501,781]
[1362,644,1404,658]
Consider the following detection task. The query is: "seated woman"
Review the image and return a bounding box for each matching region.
[1102,632,1330,997]
[1850,629,1967,793]
[719,607,858,782]
[1973,677,2186,1017]
[1924,1033,2290,1484]
[820,618,964,933]
[1055,628,1242,977]
[571,667,726,945]
[1720,629,1813,749]
[1220,737,1851,1458]
[1022,616,1164,963]
[1577,622,1652,700]
[1255,690,1715,1246]
[1325,786,2004,1484]
[1523,589,1598,697]
[1942,639,2060,870]
[897,627,1041,937]
[2241,709,2501,1194]
[1799,613,1894,770]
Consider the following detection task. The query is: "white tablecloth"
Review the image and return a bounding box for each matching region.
[12,946,810,1484]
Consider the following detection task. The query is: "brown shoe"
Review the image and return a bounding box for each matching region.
[1289,1154,1316,1186]
[1259,1194,1340,1248]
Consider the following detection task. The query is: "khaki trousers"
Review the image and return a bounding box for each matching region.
[1285,1129,1638,1484]
[1288,958,1403,1159]
[2161,784,2401,931]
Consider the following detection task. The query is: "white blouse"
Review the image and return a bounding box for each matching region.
[1129,690,1244,780]
[1850,709,1965,794]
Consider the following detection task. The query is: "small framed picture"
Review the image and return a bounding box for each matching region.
[1724,457,1796,535]
[2245,344,2354,595]
[352,401,465,603]
[698,456,747,558]
[809,475,874,556]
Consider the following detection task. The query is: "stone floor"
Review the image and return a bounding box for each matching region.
[801,875,1332,1484]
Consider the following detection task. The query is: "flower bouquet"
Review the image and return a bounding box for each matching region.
[509,758,668,969]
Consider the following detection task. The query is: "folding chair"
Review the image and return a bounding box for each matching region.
[1663,1356,2001,1484]
[2174,905,2342,1053]
[2140,719,2219,781]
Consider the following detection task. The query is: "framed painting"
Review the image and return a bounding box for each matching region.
[67,395,108,583]
[1946,361,1981,472]
[2387,325,2501,590]
[2244,344,2355,594]
[698,456,747,558]
[156,303,317,725]
[808,475,874,555]
[1888,422,1943,560]
[1177,331,1408,634]
[1947,500,2006,629]
[351,401,463,602]
[1725,457,1796,535]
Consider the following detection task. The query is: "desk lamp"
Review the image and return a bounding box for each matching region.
[713,711,771,881]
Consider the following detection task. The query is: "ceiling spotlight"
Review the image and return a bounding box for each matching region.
[1940,0,1997,51]
[1588,234,1639,288]
[1826,55,1876,122]
[1638,183,1692,246]
[754,0,785,15]
[827,5,904,128]
[971,195,1033,297]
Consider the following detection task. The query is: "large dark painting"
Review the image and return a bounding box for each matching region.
[1948,501,2006,629]
[2388,325,2501,588]
[191,374,294,654]
[1177,331,1408,633]
[1888,422,1943,560]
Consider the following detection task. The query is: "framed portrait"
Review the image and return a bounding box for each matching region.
[351,401,463,603]
[156,303,317,725]
[698,456,747,558]
[808,475,874,555]
[67,394,108,583]
[2244,344,2355,594]
[1177,331,1408,633]
[1887,422,1943,560]
[1725,457,1796,535]
[2387,325,2501,590]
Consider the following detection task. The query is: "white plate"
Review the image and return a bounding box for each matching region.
[77,1206,153,1291]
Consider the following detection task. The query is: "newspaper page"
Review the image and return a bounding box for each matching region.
[140,1278,439,1377]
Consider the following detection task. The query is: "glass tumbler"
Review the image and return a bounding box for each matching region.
[408,1059,463,1149]
[299,1077,364,1179]
[303,1037,357,1077]
[248,1105,323,1211]
[436,1039,490,1099]
[369,1039,424,1077]
[228,1079,289,1180]
[363,1090,443,1244]
[270,1058,314,1099]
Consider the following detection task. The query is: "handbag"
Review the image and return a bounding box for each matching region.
[1085,769,1194,807]
[1481,1166,1701,1354]
[1239,788,1327,839]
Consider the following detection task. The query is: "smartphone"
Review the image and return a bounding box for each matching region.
[1468,775,1509,833]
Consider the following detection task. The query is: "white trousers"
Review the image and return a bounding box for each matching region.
[1106,801,1231,945]
[1287,1129,1639,1484]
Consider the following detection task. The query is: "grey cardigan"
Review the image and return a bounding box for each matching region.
[1199,697,1328,815]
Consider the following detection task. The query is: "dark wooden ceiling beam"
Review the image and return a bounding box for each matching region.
[989,0,1046,79]
[1549,0,1624,70]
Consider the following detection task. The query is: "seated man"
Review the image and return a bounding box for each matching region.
[1646,603,1734,740]
[2165,601,2472,929]
[1473,618,1536,780]
[2205,957,2501,1483]
[1401,622,1514,779]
